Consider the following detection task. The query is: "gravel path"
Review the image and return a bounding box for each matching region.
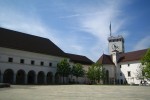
[0,85,150,100]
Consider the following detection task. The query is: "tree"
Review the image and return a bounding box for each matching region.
[87,63,105,84]
[57,59,71,83]
[72,63,84,83]
[87,65,96,84]
[141,48,150,80]
[94,63,106,84]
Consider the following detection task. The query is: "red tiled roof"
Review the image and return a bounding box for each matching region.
[97,54,114,65]
[67,53,94,65]
[0,27,67,57]
[118,49,148,63]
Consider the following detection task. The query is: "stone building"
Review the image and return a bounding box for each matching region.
[97,33,148,85]
[0,27,93,84]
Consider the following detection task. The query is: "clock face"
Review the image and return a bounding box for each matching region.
[112,44,119,50]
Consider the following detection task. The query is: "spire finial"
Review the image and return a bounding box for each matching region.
[109,21,112,36]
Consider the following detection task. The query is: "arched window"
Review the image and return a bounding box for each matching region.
[37,71,45,84]
[3,69,14,84]
[16,69,25,84]
[47,72,53,84]
[27,70,36,84]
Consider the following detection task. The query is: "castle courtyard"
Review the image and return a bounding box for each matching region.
[0,85,150,100]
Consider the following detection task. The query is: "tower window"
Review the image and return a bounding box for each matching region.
[120,65,121,68]
[128,64,130,66]
[20,59,24,64]
[31,60,35,65]
[8,57,13,62]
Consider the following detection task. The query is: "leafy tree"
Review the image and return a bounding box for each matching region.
[87,65,96,84]
[136,65,145,80]
[141,48,150,80]
[57,59,71,83]
[87,63,105,84]
[72,63,84,83]
[94,63,105,84]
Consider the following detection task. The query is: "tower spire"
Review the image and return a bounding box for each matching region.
[109,21,112,36]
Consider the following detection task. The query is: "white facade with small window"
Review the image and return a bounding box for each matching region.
[0,47,66,84]
[118,61,142,84]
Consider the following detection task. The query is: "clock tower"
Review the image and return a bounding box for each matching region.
[108,22,125,54]
[108,35,125,54]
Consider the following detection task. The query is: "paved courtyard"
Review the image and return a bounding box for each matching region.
[0,85,150,100]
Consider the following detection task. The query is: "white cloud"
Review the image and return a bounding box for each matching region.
[134,36,150,50]
[72,0,128,61]
[70,45,83,51]
[0,6,60,45]
[0,0,130,62]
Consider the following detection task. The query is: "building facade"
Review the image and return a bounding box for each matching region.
[97,34,148,85]
[0,27,93,84]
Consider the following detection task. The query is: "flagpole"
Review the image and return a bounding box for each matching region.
[110,21,111,36]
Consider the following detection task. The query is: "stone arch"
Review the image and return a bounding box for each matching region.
[3,69,14,84]
[16,69,25,84]
[37,71,45,84]
[106,70,109,84]
[55,72,60,84]
[27,70,36,84]
[46,72,53,84]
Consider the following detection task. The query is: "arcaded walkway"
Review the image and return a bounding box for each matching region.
[0,85,150,100]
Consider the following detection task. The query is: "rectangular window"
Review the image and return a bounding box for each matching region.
[31,60,35,65]
[49,62,52,66]
[128,71,131,77]
[128,64,130,66]
[120,65,121,68]
[41,61,44,66]
[8,57,13,62]
[20,59,24,64]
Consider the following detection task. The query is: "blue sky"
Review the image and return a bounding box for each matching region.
[0,0,150,62]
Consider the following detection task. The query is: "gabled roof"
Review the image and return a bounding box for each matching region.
[97,49,148,65]
[97,54,114,65]
[118,49,148,63]
[67,53,94,65]
[0,27,67,57]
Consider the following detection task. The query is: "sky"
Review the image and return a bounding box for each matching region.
[0,0,150,62]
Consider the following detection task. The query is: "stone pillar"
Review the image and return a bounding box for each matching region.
[13,73,16,84]
[53,76,55,84]
[44,75,46,84]
[35,74,37,84]
[25,73,27,84]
